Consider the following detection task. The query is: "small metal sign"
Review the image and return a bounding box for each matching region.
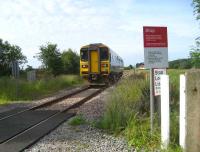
[143,26,168,68]
[144,48,168,68]
[154,69,166,96]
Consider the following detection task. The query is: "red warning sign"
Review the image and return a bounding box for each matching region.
[143,26,168,48]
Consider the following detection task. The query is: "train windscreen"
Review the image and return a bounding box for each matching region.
[80,49,88,61]
[100,47,108,61]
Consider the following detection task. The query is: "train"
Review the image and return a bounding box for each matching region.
[80,43,124,83]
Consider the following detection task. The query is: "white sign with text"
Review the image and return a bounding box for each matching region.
[154,69,166,96]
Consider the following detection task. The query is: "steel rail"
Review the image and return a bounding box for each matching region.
[0,85,91,121]
[0,87,106,152]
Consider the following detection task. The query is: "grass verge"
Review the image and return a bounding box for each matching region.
[96,70,185,151]
[0,75,84,104]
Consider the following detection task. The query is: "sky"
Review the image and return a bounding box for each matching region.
[0,0,199,67]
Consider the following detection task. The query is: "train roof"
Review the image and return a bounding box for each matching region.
[81,43,109,49]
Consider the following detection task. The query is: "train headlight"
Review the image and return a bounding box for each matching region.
[101,64,108,67]
[82,65,88,68]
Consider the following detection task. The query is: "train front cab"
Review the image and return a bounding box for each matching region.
[80,47,110,82]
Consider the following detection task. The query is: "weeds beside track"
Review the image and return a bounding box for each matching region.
[96,70,185,152]
[0,75,84,104]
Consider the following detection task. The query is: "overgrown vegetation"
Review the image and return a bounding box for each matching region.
[0,75,83,104]
[96,70,185,151]
[96,73,158,150]
[190,39,200,68]
[168,69,186,151]
[68,115,87,126]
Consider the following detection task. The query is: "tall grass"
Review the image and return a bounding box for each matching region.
[0,75,83,104]
[97,70,186,151]
[97,74,149,133]
[125,117,161,151]
[96,73,161,150]
[167,69,186,150]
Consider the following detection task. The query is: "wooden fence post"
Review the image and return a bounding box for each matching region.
[185,70,200,152]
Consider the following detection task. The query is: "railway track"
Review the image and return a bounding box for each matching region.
[0,85,106,152]
[0,86,91,121]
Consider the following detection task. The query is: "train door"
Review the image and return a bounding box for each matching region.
[90,50,99,73]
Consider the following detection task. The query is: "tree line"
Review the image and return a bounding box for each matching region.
[191,0,200,68]
[0,40,80,77]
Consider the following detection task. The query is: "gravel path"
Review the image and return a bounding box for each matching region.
[24,87,135,152]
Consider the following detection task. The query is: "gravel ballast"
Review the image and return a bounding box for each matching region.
[25,123,133,152]
[24,87,135,152]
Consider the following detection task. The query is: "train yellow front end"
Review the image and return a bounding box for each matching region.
[80,43,123,83]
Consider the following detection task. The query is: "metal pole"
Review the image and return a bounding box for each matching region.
[150,68,154,134]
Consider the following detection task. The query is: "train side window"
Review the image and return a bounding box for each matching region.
[100,47,108,61]
[80,49,88,61]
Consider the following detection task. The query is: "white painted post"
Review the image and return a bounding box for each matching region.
[161,75,170,149]
[179,74,186,149]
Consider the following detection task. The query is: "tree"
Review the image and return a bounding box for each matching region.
[128,64,133,69]
[36,43,63,76]
[61,49,80,74]
[190,1,200,68]
[193,0,200,20]
[0,39,27,76]
[25,65,34,71]
[190,39,200,68]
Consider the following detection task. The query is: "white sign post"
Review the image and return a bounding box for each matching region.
[179,75,186,149]
[161,75,170,149]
